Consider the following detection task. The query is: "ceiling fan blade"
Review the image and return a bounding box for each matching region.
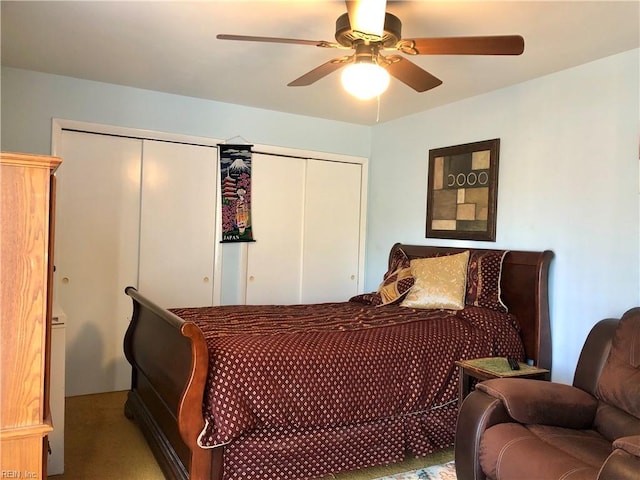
[401,35,525,55]
[216,34,341,49]
[383,56,443,92]
[345,0,387,38]
[288,57,351,87]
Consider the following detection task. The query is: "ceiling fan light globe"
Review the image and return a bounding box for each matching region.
[341,63,390,100]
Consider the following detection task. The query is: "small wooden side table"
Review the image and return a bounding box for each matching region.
[455,357,550,406]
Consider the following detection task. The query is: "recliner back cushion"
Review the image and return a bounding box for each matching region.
[596,308,640,425]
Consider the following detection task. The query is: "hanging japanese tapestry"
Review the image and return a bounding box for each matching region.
[219,144,254,242]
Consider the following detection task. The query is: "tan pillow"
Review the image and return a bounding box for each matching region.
[401,251,470,310]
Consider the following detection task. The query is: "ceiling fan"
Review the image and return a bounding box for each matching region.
[217,0,524,99]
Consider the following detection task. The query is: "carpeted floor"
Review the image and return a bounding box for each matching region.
[48,390,164,480]
[49,390,454,479]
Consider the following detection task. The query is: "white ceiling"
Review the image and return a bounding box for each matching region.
[2,1,639,125]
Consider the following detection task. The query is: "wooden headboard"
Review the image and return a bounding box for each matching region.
[390,243,554,371]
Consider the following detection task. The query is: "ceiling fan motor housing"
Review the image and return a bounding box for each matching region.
[335,12,402,47]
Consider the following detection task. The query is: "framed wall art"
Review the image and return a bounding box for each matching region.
[426,138,500,241]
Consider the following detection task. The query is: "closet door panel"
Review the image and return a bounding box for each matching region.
[55,131,141,395]
[245,153,305,305]
[302,160,362,303]
[138,140,217,308]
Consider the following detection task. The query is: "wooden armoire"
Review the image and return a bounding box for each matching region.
[1,152,62,477]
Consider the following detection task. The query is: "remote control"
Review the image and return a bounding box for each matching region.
[507,357,520,370]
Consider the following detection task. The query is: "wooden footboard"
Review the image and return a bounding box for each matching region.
[123,286,223,480]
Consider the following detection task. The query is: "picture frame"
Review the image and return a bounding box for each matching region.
[426,138,500,241]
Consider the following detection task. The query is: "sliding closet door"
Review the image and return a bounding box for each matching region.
[242,154,364,305]
[138,140,217,308]
[55,130,142,395]
[301,160,362,303]
[245,153,305,305]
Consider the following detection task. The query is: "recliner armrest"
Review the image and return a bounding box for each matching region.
[598,435,640,480]
[476,378,598,428]
[455,388,513,480]
[613,435,640,458]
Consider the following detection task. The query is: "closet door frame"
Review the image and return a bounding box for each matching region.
[51,118,369,304]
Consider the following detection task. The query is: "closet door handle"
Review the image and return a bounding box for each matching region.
[203,276,210,283]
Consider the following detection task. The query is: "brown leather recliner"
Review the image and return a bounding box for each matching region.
[455,307,640,480]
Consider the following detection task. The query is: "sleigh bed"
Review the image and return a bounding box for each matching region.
[123,243,553,480]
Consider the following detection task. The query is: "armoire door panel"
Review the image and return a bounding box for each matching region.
[302,160,362,303]
[55,131,142,395]
[245,153,305,305]
[138,140,217,309]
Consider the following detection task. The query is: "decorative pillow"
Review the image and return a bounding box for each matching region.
[401,250,470,310]
[466,250,509,313]
[387,247,411,273]
[377,266,414,305]
[348,292,383,306]
[376,248,414,305]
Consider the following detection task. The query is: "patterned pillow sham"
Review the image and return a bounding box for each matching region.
[349,248,414,306]
[376,248,414,305]
[401,250,470,310]
[378,266,414,305]
[348,292,383,306]
[387,247,411,273]
[466,250,509,313]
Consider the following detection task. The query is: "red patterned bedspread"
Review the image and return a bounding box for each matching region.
[170,302,524,449]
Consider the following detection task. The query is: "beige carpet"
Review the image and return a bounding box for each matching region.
[49,390,454,479]
[48,390,164,480]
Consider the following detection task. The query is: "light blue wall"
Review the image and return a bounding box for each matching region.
[2,49,638,384]
[367,49,640,383]
[0,67,371,158]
